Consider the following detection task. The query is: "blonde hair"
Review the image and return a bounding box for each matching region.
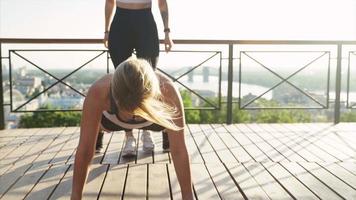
[111,58,182,131]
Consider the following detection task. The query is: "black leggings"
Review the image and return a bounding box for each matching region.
[108,7,159,69]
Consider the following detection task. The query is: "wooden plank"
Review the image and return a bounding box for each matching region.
[270,125,323,162]
[281,124,345,162]
[226,162,269,199]
[280,162,342,199]
[24,164,70,200]
[282,123,308,132]
[167,164,182,200]
[213,125,253,162]
[228,124,271,162]
[100,164,127,199]
[339,123,356,131]
[0,129,24,149]
[82,164,109,199]
[188,125,220,163]
[296,124,352,161]
[102,132,125,164]
[318,162,356,190]
[199,124,238,163]
[1,164,50,200]
[243,162,292,199]
[0,128,35,147]
[13,128,65,167]
[243,124,286,162]
[119,131,139,165]
[262,162,318,199]
[0,128,24,139]
[299,162,356,199]
[136,130,154,164]
[0,129,55,194]
[185,126,204,164]
[261,124,310,162]
[330,131,356,157]
[148,164,170,200]
[0,164,13,177]
[0,163,32,198]
[91,132,112,165]
[49,165,74,200]
[316,129,356,161]
[338,162,356,176]
[335,123,356,131]
[32,127,78,167]
[124,164,147,200]
[0,128,40,164]
[252,124,300,162]
[206,163,244,200]
[152,131,170,164]
[3,128,56,165]
[50,130,79,164]
[191,164,220,200]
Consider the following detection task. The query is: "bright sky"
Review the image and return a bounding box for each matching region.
[1,0,356,40]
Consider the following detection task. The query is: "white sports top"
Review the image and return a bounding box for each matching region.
[116,0,151,3]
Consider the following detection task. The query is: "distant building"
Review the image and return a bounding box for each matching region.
[45,97,84,109]
[190,89,217,107]
[15,76,43,98]
[19,66,27,77]
[17,77,42,88]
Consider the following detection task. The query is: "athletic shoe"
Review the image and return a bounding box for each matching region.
[141,130,155,152]
[122,136,137,157]
[95,131,104,153]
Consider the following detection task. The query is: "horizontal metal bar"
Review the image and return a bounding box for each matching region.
[11,109,82,113]
[10,49,107,52]
[184,107,218,110]
[1,38,356,45]
[221,101,239,104]
[242,51,329,53]
[159,50,221,53]
[241,107,326,110]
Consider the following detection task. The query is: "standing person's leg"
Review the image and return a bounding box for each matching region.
[135,9,169,151]
[96,7,136,154]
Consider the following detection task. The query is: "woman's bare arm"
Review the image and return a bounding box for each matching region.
[105,0,116,32]
[158,0,173,52]
[104,0,116,47]
[71,77,110,200]
[159,75,194,200]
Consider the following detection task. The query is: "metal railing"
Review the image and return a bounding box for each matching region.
[1,38,356,129]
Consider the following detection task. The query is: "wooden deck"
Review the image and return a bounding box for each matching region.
[0,123,356,199]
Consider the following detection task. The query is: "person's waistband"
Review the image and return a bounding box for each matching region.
[116,6,151,14]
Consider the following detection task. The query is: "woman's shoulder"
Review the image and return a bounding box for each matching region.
[87,74,112,100]
[155,71,181,99]
[156,71,175,91]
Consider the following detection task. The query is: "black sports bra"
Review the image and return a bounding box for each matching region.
[100,87,165,132]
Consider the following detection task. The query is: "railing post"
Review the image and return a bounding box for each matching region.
[0,42,5,129]
[227,44,233,124]
[334,44,342,124]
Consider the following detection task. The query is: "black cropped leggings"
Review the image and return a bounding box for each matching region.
[108,7,159,69]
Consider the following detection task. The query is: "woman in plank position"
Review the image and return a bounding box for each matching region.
[71,58,193,200]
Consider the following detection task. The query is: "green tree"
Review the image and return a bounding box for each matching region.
[341,111,356,122]
[232,104,251,123]
[254,109,311,123]
[19,104,81,128]
[180,90,200,123]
